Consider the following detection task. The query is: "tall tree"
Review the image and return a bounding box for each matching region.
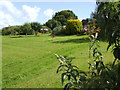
[13,25,22,35]
[44,19,61,30]
[53,10,78,25]
[21,23,33,36]
[31,22,41,36]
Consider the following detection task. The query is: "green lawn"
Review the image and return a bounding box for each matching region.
[2,34,114,88]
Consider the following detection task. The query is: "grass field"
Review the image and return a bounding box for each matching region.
[2,34,114,88]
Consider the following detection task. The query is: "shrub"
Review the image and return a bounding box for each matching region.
[52,26,65,35]
[65,20,82,35]
[2,27,11,35]
[2,26,22,35]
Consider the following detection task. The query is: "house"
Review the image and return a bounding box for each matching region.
[40,28,48,34]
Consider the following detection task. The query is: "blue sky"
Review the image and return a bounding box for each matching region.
[0,0,96,29]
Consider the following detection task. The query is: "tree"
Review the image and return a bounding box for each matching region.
[31,22,41,36]
[92,2,120,41]
[21,23,33,36]
[65,20,82,35]
[2,25,21,35]
[14,25,22,35]
[53,10,78,25]
[44,19,61,30]
[2,27,11,35]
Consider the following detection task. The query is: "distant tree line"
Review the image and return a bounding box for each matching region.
[1,10,83,36]
[2,22,51,36]
[44,10,82,35]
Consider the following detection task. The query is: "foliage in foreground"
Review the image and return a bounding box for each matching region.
[56,33,120,89]
[55,3,120,88]
[56,54,120,89]
[92,2,120,41]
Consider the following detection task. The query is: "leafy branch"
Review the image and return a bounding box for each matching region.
[55,32,120,89]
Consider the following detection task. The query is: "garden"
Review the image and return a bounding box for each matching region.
[1,1,120,89]
[2,34,113,88]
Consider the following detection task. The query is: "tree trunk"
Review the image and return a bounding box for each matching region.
[35,31,38,36]
[25,33,27,36]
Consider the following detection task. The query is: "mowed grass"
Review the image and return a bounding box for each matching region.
[2,34,114,88]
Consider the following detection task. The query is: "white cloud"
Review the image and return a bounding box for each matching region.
[22,5,41,22]
[43,9,54,18]
[0,0,22,18]
[1,0,96,2]
[0,0,41,29]
[0,9,15,29]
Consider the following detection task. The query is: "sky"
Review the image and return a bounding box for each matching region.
[0,0,97,29]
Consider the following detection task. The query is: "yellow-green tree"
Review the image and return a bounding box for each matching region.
[65,20,82,35]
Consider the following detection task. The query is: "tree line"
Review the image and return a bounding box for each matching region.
[1,10,83,36]
[1,22,51,36]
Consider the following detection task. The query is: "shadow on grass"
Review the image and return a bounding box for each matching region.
[10,36,23,38]
[53,38,90,44]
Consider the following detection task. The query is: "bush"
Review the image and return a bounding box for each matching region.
[65,20,82,35]
[2,26,21,35]
[52,26,65,35]
[2,24,34,36]
[2,27,11,35]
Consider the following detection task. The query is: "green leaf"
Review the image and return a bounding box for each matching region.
[70,73,77,82]
[64,83,72,90]
[79,71,87,76]
[56,65,68,73]
[61,73,67,85]
[72,65,79,69]
[95,61,104,69]
[55,54,64,64]
[71,69,79,76]
[79,75,86,81]
[92,72,96,76]
[98,51,102,56]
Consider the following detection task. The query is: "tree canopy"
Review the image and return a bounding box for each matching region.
[44,19,61,30]
[31,22,41,36]
[53,10,78,25]
[21,23,33,35]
